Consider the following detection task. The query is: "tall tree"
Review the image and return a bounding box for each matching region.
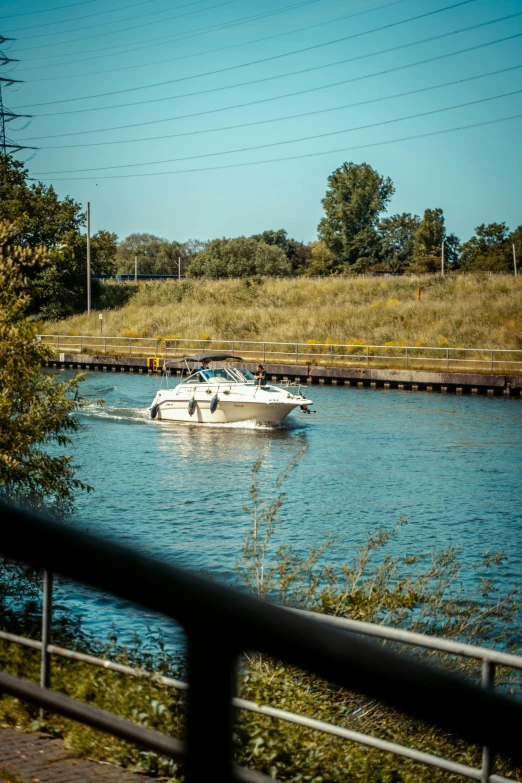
[0,220,89,517]
[378,213,420,272]
[458,223,517,272]
[317,161,395,271]
[187,237,291,278]
[412,208,459,272]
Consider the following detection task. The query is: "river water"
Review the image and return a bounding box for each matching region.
[58,370,521,646]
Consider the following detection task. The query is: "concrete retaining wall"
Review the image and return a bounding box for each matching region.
[46,354,522,397]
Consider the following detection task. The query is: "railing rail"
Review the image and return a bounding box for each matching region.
[1,502,522,783]
[38,334,522,373]
[1,613,522,783]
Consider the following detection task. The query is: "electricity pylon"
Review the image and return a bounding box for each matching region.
[0,35,36,187]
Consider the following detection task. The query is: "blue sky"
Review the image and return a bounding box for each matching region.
[3,0,522,243]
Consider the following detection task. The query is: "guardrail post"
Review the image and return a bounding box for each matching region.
[129,338,132,356]
[232,341,235,357]
[446,348,449,370]
[186,636,237,782]
[366,346,369,367]
[156,339,159,356]
[40,570,53,719]
[296,343,299,363]
[57,336,60,351]
[490,351,493,371]
[79,336,82,354]
[263,343,266,362]
[481,660,496,783]
[405,347,408,369]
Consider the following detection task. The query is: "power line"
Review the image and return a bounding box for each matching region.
[19,21,522,122]
[32,89,522,174]
[6,0,211,37]
[32,64,522,149]
[28,112,522,181]
[2,0,99,19]
[18,0,410,83]
[15,0,319,66]
[13,0,243,52]
[12,0,479,103]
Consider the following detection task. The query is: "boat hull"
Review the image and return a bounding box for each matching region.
[155,398,299,425]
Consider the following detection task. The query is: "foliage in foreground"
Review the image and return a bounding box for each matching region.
[0,220,90,516]
[1,451,520,782]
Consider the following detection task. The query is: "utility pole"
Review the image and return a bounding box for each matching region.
[86,202,91,314]
[134,255,138,282]
[513,243,518,278]
[441,241,445,277]
[178,256,181,280]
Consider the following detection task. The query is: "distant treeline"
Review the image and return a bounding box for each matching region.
[114,162,521,279]
[0,155,519,319]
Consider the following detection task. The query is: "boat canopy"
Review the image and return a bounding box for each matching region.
[166,353,243,364]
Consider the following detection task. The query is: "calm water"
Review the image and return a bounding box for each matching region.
[58,370,522,644]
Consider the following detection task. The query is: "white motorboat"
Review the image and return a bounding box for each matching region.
[149,354,314,426]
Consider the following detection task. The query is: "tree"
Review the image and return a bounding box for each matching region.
[412,208,459,272]
[0,154,118,317]
[251,229,311,274]
[116,233,183,275]
[36,229,118,320]
[301,240,335,276]
[459,223,517,272]
[187,237,291,278]
[378,212,420,272]
[0,220,90,517]
[317,161,395,271]
[0,155,84,249]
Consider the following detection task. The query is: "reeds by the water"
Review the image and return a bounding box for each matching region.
[46,275,522,350]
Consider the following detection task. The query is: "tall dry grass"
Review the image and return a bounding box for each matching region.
[45,275,522,349]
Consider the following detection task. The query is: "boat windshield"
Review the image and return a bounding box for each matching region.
[184,366,255,384]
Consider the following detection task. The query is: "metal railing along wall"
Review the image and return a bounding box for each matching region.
[39,335,522,373]
[1,502,522,783]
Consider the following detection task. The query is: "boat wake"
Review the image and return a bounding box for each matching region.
[78,403,151,423]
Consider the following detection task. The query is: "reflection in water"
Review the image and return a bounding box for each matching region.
[56,369,522,645]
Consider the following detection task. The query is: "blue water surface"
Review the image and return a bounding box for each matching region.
[57,370,521,644]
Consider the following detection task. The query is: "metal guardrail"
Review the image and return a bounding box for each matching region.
[1,502,522,783]
[38,335,522,373]
[40,334,162,357]
[1,607,522,783]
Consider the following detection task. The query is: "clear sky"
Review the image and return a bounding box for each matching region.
[2,0,522,243]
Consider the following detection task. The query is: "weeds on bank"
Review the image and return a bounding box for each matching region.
[45,275,522,351]
[0,449,521,781]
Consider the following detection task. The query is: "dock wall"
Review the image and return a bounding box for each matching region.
[46,353,522,397]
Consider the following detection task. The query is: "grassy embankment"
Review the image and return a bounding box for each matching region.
[47,275,522,350]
